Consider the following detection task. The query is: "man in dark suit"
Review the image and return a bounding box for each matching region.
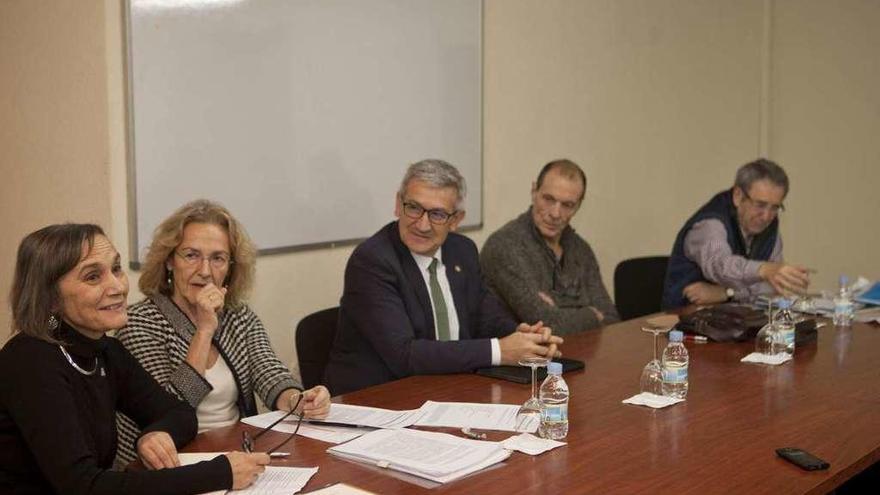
[325,159,563,395]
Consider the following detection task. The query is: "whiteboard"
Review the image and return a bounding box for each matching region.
[127,0,482,264]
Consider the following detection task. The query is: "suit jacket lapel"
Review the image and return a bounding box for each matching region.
[389,222,436,339]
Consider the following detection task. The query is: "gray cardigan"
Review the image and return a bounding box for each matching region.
[480,209,619,335]
[114,294,300,464]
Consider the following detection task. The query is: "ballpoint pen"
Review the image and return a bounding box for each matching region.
[683,334,708,343]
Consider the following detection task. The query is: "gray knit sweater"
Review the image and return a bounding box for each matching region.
[480,209,619,335]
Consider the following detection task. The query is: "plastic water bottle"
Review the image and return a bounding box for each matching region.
[661,330,689,399]
[538,362,569,440]
[775,299,796,355]
[833,275,854,327]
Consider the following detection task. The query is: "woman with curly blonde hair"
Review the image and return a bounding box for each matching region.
[116,200,329,464]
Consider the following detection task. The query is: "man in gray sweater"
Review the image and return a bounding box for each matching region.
[481,159,619,335]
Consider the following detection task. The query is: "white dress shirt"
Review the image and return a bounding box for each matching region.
[411,248,501,365]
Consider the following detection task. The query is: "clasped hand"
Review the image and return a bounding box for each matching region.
[499,321,564,365]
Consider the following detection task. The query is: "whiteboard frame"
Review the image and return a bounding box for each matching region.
[123,0,484,269]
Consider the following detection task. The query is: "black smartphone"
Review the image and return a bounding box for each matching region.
[775,448,830,471]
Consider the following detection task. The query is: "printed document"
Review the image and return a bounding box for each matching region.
[414,401,539,432]
[313,403,424,429]
[178,453,317,494]
[327,428,510,484]
[241,410,368,444]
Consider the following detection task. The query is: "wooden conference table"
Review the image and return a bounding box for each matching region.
[187,316,880,494]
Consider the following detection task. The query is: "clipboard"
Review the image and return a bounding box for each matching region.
[475,358,585,384]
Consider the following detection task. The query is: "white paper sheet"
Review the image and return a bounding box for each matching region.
[622,392,685,409]
[327,428,510,484]
[414,401,539,432]
[741,352,793,365]
[178,453,318,495]
[318,403,424,429]
[301,483,377,495]
[854,307,880,324]
[241,410,369,444]
[235,466,318,495]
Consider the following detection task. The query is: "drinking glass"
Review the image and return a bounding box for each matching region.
[754,322,777,355]
[639,326,670,395]
[755,301,787,355]
[515,356,550,431]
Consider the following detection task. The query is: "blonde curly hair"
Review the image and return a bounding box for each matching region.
[138,199,256,308]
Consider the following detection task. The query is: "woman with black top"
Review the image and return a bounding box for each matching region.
[0,224,268,495]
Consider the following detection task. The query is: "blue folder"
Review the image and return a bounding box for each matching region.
[855,282,880,306]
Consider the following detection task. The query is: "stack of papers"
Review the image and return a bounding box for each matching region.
[622,392,685,409]
[741,352,793,365]
[855,307,880,324]
[414,401,539,433]
[327,428,510,484]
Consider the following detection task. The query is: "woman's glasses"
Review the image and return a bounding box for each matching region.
[241,393,303,454]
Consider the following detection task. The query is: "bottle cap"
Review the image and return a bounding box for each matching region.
[547,362,563,375]
[669,330,683,342]
[840,275,849,286]
[777,299,792,309]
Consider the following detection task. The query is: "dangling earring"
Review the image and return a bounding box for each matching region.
[48,314,59,330]
[166,268,173,286]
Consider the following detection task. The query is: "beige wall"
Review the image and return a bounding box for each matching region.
[0,1,112,339]
[2,1,878,381]
[769,0,880,290]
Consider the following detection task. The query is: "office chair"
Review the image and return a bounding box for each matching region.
[294,307,339,389]
[613,256,670,321]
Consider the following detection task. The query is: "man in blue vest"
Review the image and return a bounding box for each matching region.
[662,159,810,309]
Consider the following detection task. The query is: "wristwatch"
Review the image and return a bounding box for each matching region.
[725,287,735,301]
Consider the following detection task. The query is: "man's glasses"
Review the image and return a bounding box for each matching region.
[175,249,233,269]
[401,200,458,225]
[241,393,303,454]
[742,190,785,215]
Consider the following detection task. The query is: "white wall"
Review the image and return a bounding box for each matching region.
[3,1,879,384]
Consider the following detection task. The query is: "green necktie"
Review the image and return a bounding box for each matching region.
[428,258,450,341]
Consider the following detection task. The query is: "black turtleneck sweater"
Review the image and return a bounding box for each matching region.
[0,322,231,495]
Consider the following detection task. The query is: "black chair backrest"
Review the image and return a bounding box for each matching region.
[295,307,339,390]
[613,256,670,321]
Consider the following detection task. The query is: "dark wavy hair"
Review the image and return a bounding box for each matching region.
[10,224,104,343]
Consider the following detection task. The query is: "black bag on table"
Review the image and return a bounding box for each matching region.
[677,304,768,342]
